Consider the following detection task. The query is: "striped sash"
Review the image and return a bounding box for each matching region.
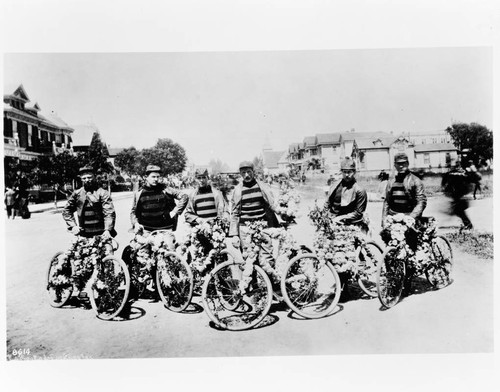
[390,181,412,213]
[194,192,217,219]
[138,190,173,230]
[240,183,266,223]
[81,200,104,235]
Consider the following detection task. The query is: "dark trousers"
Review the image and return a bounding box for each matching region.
[451,198,473,228]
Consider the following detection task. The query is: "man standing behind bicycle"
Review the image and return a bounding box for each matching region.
[382,153,427,225]
[228,161,281,270]
[130,164,188,250]
[324,158,368,233]
[381,153,427,295]
[185,168,228,228]
[62,166,116,244]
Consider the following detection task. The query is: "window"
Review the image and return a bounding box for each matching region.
[28,125,32,147]
[424,153,430,165]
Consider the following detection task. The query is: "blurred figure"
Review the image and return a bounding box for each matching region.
[4,186,16,219]
[465,160,482,199]
[442,162,473,231]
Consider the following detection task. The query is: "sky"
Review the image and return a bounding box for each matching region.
[3,48,492,170]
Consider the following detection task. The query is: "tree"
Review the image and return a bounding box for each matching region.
[114,147,141,176]
[446,122,493,165]
[31,151,82,187]
[137,138,187,176]
[81,131,114,175]
[208,158,230,174]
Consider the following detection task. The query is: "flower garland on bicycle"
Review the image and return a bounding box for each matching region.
[308,203,364,277]
[183,168,230,284]
[276,180,301,223]
[381,214,436,276]
[322,158,369,291]
[381,153,427,295]
[228,161,288,292]
[50,166,117,297]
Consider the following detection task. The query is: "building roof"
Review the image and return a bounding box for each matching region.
[71,123,101,146]
[303,136,317,147]
[39,111,73,131]
[277,151,289,164]
[341,131,391,141]
[288,143,300,153]
[316,133,341,145]
[4,84,30,102]
[355,136,396,150]
[413,143,457,153]
[263,150,286,169]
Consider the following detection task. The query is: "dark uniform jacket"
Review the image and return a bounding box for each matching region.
[324,179,367,225]
[62,187,116,236]
[382,172,427,223]
[130,185,188,231]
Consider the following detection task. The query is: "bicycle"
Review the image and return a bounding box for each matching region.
[201,220,326,330]
[180,218,229,295]
[47,234,130,320]
[282,222,384,318]
[377,214,453,309]
[123,229,194,312]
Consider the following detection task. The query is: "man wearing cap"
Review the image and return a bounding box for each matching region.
[228,161,281,268]
[62,166,116,239]
[382,153,427,225]
[130,164,188,249]
[185,169,228,226]
[324,158,368,231]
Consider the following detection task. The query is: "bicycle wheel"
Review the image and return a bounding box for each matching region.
[47,251,73,308]
[377,246,406,309]
[156,251,194,312]
[426,236,453,289]
[281,253,341,319]
[357,241,383,298]
[202,259,273,331]
[89,256,131,320]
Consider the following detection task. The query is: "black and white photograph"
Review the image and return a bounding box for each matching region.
[1,1,499,391]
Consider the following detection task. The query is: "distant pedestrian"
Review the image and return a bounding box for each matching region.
[4,187,16,219]
[13,170,30,219]
[377,169,389,199]
[442,162,473,230]
[466,160,482,199]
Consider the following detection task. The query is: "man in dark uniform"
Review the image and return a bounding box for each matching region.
[62,166,116,241]
[381,153,427,296]
[325,158,368,232]
[382,153,427,225]
[130,164,188,250]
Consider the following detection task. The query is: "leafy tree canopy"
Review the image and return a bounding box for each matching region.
[114,147,140,176]
[446,122,493,165]
[81,131,114,174]
[137,138,187,176]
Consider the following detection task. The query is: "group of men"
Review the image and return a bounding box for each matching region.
[62,153,430,286]
[61,161,284,261]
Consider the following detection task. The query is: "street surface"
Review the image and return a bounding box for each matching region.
[5,179,493,360]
